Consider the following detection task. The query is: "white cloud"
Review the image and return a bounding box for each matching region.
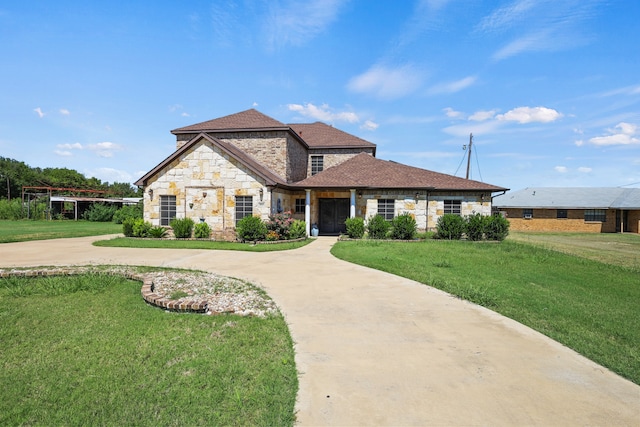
[443,107,464,119]
[34,107,44,118]
[59,108,70,115]
[442,119,503,138]
[287,103,359,123]
[54,150,72,157]
[555,166,568,173]
[476,0,538,33]
[480,0,600,60]
[578,167,592,173]
[589,122,640,146]
[574,139,584,147]
[360,120,379,131]
[496,106,563,124]
[469,110,497,122]
[347,64,424,99]
[428,76,476,94]
[57,143,83,150]
[264,0,346,50]
[87,141,123,158]
[85,167,134,184]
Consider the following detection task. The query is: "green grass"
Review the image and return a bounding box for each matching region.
[0,272,297,426]
[0,220,121,243]
[508,231,640,270]
[94,237,314,251]
[331,238,640,385]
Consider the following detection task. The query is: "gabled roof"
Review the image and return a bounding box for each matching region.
[289,122,376,151]
[135,133,287,188]
[171,109,289,134]
[493,187,640,209]
[293,152,508,191]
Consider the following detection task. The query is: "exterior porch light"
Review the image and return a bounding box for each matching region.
[415,192,420,200]
[202,191,207,198]
[259,188,264,201]
[148,189,153,200]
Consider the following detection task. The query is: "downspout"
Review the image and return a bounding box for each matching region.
[491,190,507,214]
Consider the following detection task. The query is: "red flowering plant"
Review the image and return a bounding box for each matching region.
[266,211,295,240]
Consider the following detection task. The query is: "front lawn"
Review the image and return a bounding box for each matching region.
[331,238,640,385]
[0,271,297,426]
[94,237,313,252]
[0,220,121,243]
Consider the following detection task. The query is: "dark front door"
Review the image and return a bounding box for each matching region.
[319,198,349,235]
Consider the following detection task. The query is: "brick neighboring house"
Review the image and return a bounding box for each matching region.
[135,109,508,239]
[493,187,640,233]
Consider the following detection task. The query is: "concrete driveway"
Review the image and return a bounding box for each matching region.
[1,236,638,426]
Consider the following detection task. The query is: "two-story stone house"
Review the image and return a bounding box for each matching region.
[135,109,508,239]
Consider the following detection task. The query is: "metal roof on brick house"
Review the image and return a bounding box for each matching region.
[493,187,640,209]
[293,152,508,191]
[135,133,287,188]
[289,122,376,152]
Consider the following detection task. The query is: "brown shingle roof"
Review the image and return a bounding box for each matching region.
[289,122,376,150]
[135,133,287,188]
[171,109,288,134]
[294,152,508,191]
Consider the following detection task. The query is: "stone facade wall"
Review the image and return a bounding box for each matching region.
[498,208,618,233]
[360,190,489,232]
[144,138,270,240]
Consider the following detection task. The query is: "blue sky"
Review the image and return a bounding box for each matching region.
[1,0,639,191]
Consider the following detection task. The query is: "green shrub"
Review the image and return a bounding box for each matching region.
[485,213,510,241]
[390,213,417,240]
[236,215,267,241]
[436,214,465,240]
[82,203,117,222]
[344,217,365,239]
[132,219,152,238]
[170,217,194,239]
[148,226,168,238]
[122,218,135,237]
[113,203,142,224]
[194,222,211,239]
[289,219,307,239]
[465,213,487,241]
[0,199,24,220]
[367,215,390,239]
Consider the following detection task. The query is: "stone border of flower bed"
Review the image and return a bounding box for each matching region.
[0,268,208,314]
[140,277,208,313]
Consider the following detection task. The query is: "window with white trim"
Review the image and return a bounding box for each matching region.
[523,208,533,219]
[160,195,176,226]
[377,199,394,221]
[295,198,305,214]
[235,196,253,225]
[444,200,461,215]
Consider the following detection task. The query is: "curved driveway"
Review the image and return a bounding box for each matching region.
[1,236,638,425]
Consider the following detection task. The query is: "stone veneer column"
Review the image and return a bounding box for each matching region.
[305,189,311,236]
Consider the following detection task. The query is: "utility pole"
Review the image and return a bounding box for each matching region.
[465,133,473,180]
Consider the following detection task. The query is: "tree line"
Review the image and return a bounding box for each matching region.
[0,157,141,200]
